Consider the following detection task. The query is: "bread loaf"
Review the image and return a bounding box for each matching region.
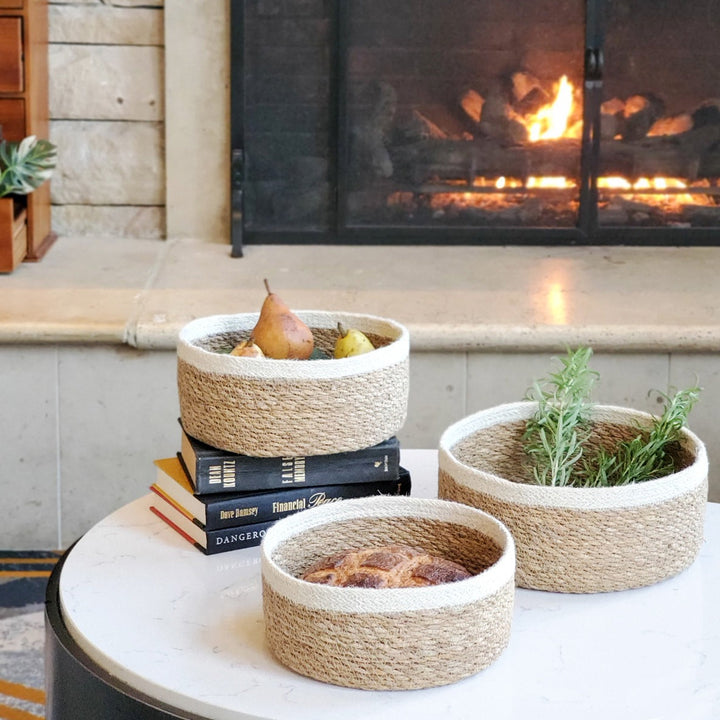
[300,544,472,588]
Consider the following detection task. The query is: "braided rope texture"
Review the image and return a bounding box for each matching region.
[263,514,514,690]
[177,326,409,456]
[439,414,708,593]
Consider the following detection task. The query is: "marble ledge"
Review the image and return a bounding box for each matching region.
[1,236,720,354]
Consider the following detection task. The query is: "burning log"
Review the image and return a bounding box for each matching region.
[350,81,397,181]
[388,122,720,187]
[459,89,484,125]
[620,94,665,141]
[602,98,626,116]
[393,109,448,144]
[511,71,550,115]
[699,145,720,177]
[603,100,692,141]
[390,137,579,184]
[390,137,517,185]
[600,98,625,140]
[476,83,528,145]
[647,114,693,137]
[600,124,720,180]
[692,100,720,128]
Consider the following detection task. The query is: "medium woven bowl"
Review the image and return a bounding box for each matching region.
[261,495,516,690]
[177,311,409,456]
[439,401,708,594]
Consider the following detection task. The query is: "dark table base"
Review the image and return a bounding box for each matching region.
[44,546,209,720]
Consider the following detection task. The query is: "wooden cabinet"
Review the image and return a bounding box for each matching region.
[0,17,23,92]
[0,0,55,270]
[0,196,26,271]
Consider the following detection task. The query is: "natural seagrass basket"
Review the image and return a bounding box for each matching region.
[439,401,708,594]
[177,312,409,456]
[261,495,516,690]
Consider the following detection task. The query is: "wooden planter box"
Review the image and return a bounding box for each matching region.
[0,196,27,272]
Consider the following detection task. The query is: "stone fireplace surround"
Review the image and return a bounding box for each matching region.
[164,0,230,242]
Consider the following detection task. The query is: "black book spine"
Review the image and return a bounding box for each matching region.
[203,520,277,555]
[203,472,411,530]
[188,437,401,494]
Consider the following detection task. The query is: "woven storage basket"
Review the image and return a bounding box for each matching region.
[177,311,409,456]
[438,401,708,594]
[261,495,516,690]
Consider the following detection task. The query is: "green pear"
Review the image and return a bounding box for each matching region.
[252,279,314,359]
[334,322,375,358]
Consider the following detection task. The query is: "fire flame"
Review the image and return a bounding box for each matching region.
[402,74,715,217]
[524,75,575,142]
[509,77,708,204]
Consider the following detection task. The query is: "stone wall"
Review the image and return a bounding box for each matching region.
[48,0,166,238]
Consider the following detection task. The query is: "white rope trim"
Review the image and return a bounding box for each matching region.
[260,496,515,613]
[177,312,409,379]
[439,401,708,510]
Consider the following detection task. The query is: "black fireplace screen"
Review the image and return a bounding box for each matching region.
[230,0,720,253]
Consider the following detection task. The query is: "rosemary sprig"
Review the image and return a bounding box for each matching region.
[522,348,700,487]
[522,347,598,486]
[578,386,701,487]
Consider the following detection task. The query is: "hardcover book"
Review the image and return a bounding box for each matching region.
[152,457,412,531]
[180,425,400,495]
[150,502,276,555]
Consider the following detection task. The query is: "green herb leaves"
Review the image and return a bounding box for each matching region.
[579,387,701,487]
[523,347,598,486]
[523,347,700,488]
[0,136,57,198]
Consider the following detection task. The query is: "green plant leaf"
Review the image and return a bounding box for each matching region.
[522,348,701,488]
[0,136,57,197]
[522,347,598,486]
[579,386,701,486]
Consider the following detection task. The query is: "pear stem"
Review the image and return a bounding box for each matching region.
[263,278,271,295]
[337,322,347,337]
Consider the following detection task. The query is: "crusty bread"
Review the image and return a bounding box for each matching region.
[300,544,472,588]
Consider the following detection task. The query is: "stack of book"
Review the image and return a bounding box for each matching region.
[149,426,410,555]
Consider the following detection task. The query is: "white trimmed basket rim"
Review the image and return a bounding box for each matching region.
[439,400,708,511]
[178,312,409,379]
[261,495,516,614]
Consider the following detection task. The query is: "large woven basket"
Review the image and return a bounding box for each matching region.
[439,401,708,594]
[177,311,409,456]
[261,495,516,690]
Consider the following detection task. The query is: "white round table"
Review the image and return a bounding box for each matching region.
[46,450,720,720]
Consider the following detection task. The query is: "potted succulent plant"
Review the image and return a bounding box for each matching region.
[438,347,708,593]
[0,135,57,272]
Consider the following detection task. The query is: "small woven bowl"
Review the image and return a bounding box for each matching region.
[261,495,516,690]
[439,401,709,594]
[177,311,409,456]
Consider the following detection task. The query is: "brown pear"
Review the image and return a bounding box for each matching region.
[252,279,314,359]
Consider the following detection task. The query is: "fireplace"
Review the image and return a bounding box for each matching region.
[230,0,720,254]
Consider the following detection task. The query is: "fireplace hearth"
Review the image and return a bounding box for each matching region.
[230,0,720,253]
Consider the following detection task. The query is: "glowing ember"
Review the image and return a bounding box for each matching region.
[596,176,710,205]
[527,176,575,189]
[599,176,632,190]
